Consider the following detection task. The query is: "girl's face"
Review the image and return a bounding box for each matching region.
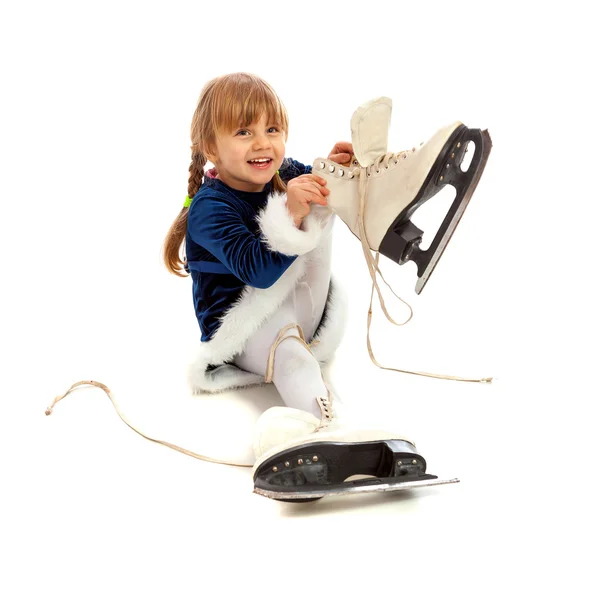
[207,113,285,192]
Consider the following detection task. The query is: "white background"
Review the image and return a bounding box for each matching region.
[1,1,598,598]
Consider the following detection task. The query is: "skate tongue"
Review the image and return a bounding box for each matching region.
[350,97,392,167]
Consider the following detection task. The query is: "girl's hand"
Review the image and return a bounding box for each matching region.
[286,174,330,227]
[328,141,354,166]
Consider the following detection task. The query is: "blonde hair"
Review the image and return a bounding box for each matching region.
[163,72,290,277]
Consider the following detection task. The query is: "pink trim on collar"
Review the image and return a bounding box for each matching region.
[205,167,217,179]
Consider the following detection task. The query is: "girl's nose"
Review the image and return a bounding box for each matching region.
[253,134,271,149]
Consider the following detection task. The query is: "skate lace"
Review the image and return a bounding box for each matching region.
[351,152,492,384]
[46,380,256,468]
[365,148,416,176]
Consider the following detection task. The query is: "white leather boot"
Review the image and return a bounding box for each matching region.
[252,400,457,502]
[312,97,493,385]
[314,96,491,295]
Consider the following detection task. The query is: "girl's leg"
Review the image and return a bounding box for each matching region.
[294,222,334,342]
[232,292,329,420]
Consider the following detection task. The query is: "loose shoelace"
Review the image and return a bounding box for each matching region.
[352,150,492,384]
[46,380,255,468]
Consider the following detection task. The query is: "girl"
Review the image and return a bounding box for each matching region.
[161,73,439,501]
[163,72,352,421]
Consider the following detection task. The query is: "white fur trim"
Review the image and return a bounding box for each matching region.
[257,191,326,256]
[187,271,348,394]
[187,255,308,394]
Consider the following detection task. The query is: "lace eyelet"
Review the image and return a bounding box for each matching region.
[394,160,398,164]
[319,161,325,169]
[385,165,389,170]
[328,165,335,173]
[338,168,344,177]
[348,172,354,179]
[376,170,380,174]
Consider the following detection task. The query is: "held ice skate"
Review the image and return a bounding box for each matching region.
[311,97,494,384]
[313,96,492,294]
[252,401,458,503]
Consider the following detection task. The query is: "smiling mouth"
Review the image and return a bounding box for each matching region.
[247,158,273,169]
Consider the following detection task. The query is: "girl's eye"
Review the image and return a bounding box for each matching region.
[236,127,279,136]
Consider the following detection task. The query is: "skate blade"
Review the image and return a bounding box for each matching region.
[415,128,493,294]
[253,475,459,502]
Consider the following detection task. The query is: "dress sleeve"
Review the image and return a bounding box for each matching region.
[279,157,312,182]
[188,196,297,289]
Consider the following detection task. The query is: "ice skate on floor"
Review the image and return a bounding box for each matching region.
[252,406,458,502]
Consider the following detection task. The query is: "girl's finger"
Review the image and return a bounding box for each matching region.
[310,192,328,206]
[302,181,329,196]
[307,174,328,186]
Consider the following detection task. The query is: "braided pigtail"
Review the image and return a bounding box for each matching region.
[187,151,206,197]
[163,151,207,277]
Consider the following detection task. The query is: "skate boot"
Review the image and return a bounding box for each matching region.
[312,97,493,384]
[314,96,492,295]
[252,398,458,502]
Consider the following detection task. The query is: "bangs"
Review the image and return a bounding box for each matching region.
[211,74,288,134]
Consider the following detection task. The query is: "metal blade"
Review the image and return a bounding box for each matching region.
[254,476,459,501]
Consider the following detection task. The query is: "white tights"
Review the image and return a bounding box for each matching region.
[233,235,334,420]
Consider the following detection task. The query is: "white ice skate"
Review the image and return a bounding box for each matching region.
[252,400,458,502]
[311,97,493,384]
[313,96,492,295]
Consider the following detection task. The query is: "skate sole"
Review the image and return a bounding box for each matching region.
[379,126,493,294]
[253,438,458,502]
